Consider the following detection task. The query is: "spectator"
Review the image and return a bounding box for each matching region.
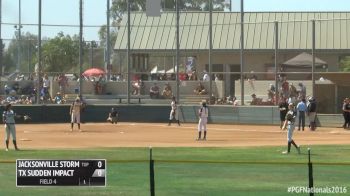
[250,94,262,105]
[233,97,239,106]
[57,74,68,96]
[150,83,160,99]
[53,92,64,104]
[194,82,207,95]
[43,74,50,94]
[189,71,198,80]
[162,82,173,99]
[110,74,117,81]
[40,87,51,103]
[202,70,210,81]
[15,74,25,81]
[94,75,105,95]
[27,73,34,81]
[281,80,289,98]
[4,85,11,95]
[12,83,20,94]
[24,96,33,104]
[132,80,143,95]
[267,84,276,101]
[214,74,221,81]
[247,71,257,91]
[72,73,79,81]
[289,83,298,98]
[298,83,306,99]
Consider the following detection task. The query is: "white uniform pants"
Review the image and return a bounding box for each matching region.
[5,124,16,141]
[287,123,295,142]
[198,117,207,132]
[169,109,178,120]
[71,113,81,123]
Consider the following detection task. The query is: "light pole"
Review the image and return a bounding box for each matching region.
[14,24,22,72]
[90,41,97,68]
[15,0,22,72]
[0,0,3,76]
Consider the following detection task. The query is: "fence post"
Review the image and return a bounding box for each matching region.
[150,147,155,196]
[308,148,314,196]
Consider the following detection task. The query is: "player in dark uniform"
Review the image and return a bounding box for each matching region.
[342,98,350,129]
[107,107,118,124]
[279,98,289,129]
[282,103,301,154]
[307,97,317,131]
[3,104,19,151]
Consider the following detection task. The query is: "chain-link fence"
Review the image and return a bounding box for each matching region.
[1,0,349,113]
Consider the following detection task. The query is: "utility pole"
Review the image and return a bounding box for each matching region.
[79,0,83,96]
[0,0,3,76]
[106,0,111,80]
[37,0,42,104]
[15,0,23,72]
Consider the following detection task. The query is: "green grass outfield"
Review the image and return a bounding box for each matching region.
[0,145,349,196]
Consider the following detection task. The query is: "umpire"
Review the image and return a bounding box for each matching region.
[307,97,317,131]
[342,98,350,129]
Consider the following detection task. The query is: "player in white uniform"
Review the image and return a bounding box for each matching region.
[3,104,19,151]
[281,103,301,154]
[70,97,83,132]
[168,96,180,126]
[197,100,208,140]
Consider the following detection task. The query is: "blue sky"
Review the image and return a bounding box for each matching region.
[1,0,350,41]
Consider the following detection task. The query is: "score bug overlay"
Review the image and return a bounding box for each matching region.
[16,159,106,187]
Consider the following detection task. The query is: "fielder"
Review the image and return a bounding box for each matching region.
[281,103,301,154]
[197,100,208,140]
[3,104,19,151]
[168,96,180,126]
[107,107,118,124]
[70,97,83,132]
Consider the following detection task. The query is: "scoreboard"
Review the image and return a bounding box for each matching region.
[16,159,106,186]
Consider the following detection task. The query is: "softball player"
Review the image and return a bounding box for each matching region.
[282,103,301,154]
[197,100,208,140]
[168,96,180,126]
[107,107,118,124]
[3,104,19,151]
[70,97,83,132]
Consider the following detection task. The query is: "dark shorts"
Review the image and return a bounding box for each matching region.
[280,113,287,121]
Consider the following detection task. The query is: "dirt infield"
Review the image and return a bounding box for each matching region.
[1,123,350,149]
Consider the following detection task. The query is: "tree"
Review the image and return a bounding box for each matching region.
[41,32,81,73]
[3,32,38,73]
[340,56,350,72]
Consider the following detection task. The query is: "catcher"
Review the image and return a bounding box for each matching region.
[107,107,118,124]
[168,96,180,126]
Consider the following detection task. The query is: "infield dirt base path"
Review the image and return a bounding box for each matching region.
[1,123,350,149]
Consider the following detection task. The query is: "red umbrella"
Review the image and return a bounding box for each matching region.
[82,68,106,77]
